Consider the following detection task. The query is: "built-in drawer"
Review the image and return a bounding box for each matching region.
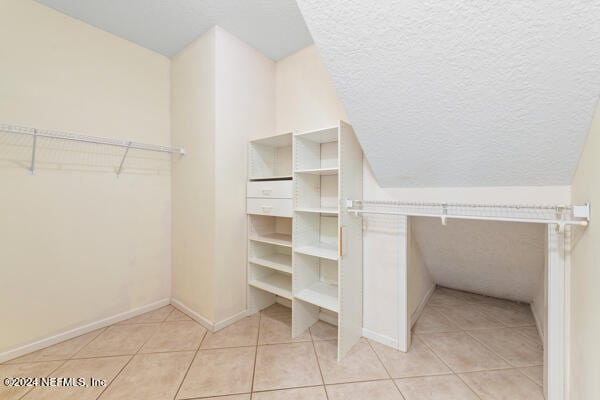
[247,180,293,199]
[247,198,293,217]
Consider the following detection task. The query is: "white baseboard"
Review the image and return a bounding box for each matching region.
[362,328,399,349]
[170,297,248,332]
[411,284,436,327]
[214,310,249,331]
[0,298,170,364]
[170,298,214,331]
[530,302,545,342]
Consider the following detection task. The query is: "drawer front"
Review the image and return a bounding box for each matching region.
[247,198,293,217]
[247,180,293,199]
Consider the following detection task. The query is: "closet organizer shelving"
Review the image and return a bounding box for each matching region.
[246,122,363,360]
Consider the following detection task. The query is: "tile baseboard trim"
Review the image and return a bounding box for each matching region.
[362,327,399,349]
[170,297,215,331]
[0,298,170,363]
[411,283,436,327]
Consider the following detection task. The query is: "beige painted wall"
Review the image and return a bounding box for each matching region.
[0,0,171,355]
[171,27,275,325]
[569,102,600,399]
[171,29,217,321]
[214,27,276,322]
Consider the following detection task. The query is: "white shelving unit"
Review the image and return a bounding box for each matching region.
[246,124,363,360]
[247,133,294,313]
[292,121,363,361]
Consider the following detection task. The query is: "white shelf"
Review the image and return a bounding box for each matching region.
[249,253,292,274]
[249,175,293,181]
[295,242,338,260]
[294,126,339,143]
[295,167,338,176]
[295,207,338,215]
[250,273,292,300]
[295,281,339,313]
[249,233,292,247]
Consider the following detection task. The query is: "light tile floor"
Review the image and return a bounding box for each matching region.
[1,287,544,400]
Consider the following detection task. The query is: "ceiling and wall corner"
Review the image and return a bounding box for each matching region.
[296,0,600,188]
[33,0,313,60]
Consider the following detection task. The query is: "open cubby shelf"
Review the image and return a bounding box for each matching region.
[295,281,339,313]
[249,272,292,300]
[248,122,362,361]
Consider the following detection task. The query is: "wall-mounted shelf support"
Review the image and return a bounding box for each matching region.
[117,141,132,176]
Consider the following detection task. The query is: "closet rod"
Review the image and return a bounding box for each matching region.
[345,200,590,230]
[0,123,186,155]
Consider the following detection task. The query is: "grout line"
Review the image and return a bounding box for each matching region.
[365,339,406,399]
[248,310,261,400]
[172,325,209,400]
[309,330,328,399]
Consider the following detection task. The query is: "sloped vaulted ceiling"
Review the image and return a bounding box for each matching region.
[297,1,600,187]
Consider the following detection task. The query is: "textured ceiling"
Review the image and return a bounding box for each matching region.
[297,1,600,187]
[412,218,545,302]
[34,0,313,60]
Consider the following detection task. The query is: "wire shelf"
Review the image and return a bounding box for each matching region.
[346,199,590,230]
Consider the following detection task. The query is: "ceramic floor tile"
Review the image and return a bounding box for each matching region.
[253,386,327,400]
[370,337,450,378]
[419,331,509,372]
[260,303,292,318]
[0,361,64,400]
[512,326,542,345]
[253,342,322,391]
[23,356,129,400]
[412,307,461,334]
[140,321,207,353]
[99,351,193,400]
[117,306,174,325]
[467,328,543,367]
[427,287,474,307]
[200,396,250,400]
[75,324,159,358]
[309,321,338,341]
[460,368,544,399]
[395,375,479,400]
[200,316,259,349]
[166,309,192,322]
[313,339,388,384]
[6,329,105,364]
[326,380,404,400]
[432,304,504,330]
[476,303,536,327]
[177,347,255,398]
[258,313,310,345]
[519,366,543,386]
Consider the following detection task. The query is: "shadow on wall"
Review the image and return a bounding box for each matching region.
[411,217,545,303]
[0,132,173,176]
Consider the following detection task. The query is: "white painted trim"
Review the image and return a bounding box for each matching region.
[213,310,249,331]
[411,283,436,327]
[0,298,170,363]
[362,328,398,348]
[530,302,545,342]
[398,216,409,352]
[170,298,214,331]
[547,226,567,400]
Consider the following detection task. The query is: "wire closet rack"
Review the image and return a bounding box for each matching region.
[345,200,591,231]
[0,123,186,175]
